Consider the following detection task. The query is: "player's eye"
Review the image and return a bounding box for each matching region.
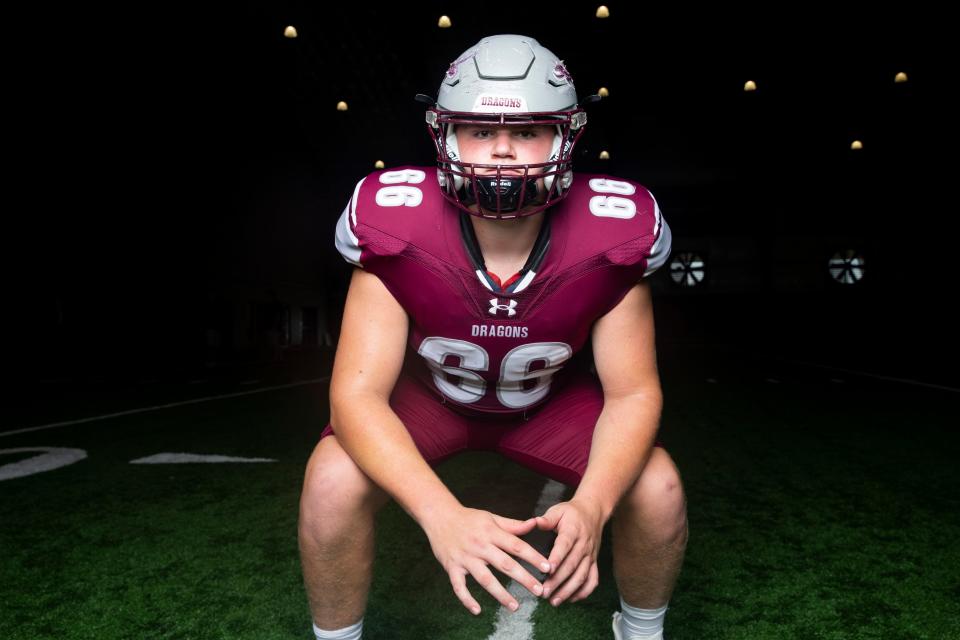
[471,129,538,139]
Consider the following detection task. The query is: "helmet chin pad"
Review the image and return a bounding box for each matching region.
[461,174,542,214]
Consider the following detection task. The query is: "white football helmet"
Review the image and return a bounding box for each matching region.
[422,34,588,219]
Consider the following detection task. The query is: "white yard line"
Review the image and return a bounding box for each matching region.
[129,453,277,464]
[486,479,567,640]
[0,447,88,481]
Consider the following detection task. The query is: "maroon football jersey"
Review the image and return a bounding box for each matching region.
[334,166,672,417]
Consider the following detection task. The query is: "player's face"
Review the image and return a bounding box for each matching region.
[455,124,555,175]
[455,124,556,219]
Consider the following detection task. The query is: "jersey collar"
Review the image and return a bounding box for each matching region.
[458,211,551,294]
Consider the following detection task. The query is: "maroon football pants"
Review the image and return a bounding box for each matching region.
[320,368,664,487]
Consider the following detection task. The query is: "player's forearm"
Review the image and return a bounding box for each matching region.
[330,393,461,527]
[572,390,663,523]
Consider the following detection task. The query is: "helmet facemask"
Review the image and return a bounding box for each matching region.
[428,111,585,220]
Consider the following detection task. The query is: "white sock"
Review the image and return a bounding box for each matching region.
[312,618,363,640]
[617,596,668,639]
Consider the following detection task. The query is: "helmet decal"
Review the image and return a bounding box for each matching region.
[552,61,573,84]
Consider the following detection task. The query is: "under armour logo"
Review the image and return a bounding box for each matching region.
[489,298,518,317]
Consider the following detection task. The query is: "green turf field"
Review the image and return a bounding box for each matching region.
[2,346,958,639]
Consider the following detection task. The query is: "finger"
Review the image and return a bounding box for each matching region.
[448,568,482,615]
[569,563,599,603]
[535,512,560,531]
[469,562,521,612]
[492,514,538,536]
[542,539,583,598]
[487,546,544,598]
[495,531,552,575]
[545,531,576,578]
[550,555,592,606]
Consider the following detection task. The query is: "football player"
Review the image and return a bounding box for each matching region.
[299,35,687,640]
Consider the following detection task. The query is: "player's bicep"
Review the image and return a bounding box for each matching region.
[330,267,409,409]
[590,280,662,401]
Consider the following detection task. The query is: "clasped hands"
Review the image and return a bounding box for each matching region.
[423,498,604,615]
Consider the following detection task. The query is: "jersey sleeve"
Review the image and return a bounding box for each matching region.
[333,175,367,267]
[641,189,672,279]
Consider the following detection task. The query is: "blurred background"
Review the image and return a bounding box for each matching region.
[5,9,956,635]
[8,2,955,403]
